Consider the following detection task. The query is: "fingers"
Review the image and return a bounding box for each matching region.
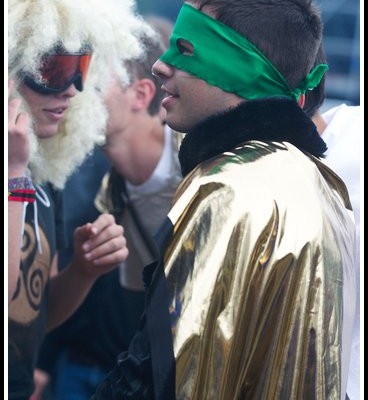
[83,223,126,262]
[85,238,129,266]
[8,98,30,131]
[90,213,117,233]
[74,222,98,243]
[30,369,50,400]
[74,214,129,267]
[8,83,31,176]
[74,214,116,244]
[8,79,30,134]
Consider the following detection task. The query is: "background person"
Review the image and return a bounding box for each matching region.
[30,145,111,400]
[32,17,182,400]
[7,1,153,399]
[304,47,361,400]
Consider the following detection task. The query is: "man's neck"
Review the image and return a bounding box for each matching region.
[107,116,165,185]
[312,111,328,135]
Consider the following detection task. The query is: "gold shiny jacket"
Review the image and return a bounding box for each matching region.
[164,140,356,400]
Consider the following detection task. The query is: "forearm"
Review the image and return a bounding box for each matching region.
[46,213,127,331]
[8,201,24,303]
[8,173,34,303]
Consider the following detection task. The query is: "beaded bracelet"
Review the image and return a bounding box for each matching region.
[8,177,36,203]
[8,176,35,190]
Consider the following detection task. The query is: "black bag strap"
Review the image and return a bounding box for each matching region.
[145,219,176,399]
[119,180,158,258]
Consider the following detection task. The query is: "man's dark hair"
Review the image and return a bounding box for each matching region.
[189,0,323,89]
[126,17,173,115]
[303,45,327,117]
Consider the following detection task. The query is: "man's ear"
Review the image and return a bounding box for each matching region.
[297,93,305,109]
[132,78,156,112]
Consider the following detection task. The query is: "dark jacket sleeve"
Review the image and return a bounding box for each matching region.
[91,321,154,400]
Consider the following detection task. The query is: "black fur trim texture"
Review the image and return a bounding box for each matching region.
[179,97,327,177]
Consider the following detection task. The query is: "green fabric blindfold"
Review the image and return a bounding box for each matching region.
[160,3,328,101]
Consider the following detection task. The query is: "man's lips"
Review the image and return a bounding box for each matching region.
[161,85,178,108]
[161,85,178,98]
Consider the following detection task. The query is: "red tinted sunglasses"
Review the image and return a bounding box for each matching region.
[23,51,93,94]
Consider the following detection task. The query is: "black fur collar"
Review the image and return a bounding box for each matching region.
[178,97,326,177]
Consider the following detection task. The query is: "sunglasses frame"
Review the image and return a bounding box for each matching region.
[21,49,93,95]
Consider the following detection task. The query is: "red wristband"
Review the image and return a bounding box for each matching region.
[8,188,36,203]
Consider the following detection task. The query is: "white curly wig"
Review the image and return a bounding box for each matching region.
[8,0,154,189]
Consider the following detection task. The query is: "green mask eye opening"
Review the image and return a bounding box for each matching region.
[176,38,194,57]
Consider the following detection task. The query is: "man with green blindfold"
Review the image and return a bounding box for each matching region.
[92,1,356,399]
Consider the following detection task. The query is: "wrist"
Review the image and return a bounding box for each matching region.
[8,177,36,203]
[67,259,97,287]
[8,169,28,179]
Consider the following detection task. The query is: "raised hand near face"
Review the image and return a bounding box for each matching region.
[8,80,31,178]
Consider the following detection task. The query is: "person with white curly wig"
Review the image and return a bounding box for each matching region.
[7,1,154,399]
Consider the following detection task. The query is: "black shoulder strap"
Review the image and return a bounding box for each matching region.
[145,219,176,400]
[119,180,158,258]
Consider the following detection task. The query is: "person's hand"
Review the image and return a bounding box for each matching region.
[29,368,51,400]
[71,213,128,278]
[8,80,31,178]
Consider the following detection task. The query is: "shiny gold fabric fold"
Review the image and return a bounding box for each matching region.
[165,141,355,400]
